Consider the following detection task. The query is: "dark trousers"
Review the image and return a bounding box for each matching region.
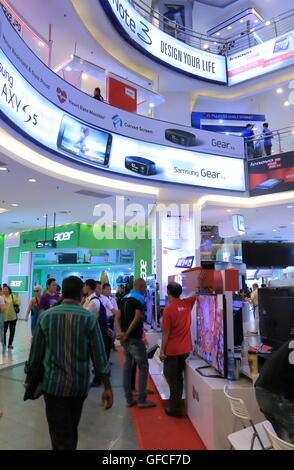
[264,144,272,156]
[163,354,188,413]
[44,394,86,450]
[92,333,111,385]
[4,320,17,346]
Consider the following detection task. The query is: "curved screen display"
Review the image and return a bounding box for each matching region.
[0,10,245,191]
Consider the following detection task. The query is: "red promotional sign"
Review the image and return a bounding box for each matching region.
[107,77,137,112]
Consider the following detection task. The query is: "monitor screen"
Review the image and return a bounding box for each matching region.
[242,242,294,267]
[196,294,227,377]
[259,288,294,349]
[58,253,78,264]
[57,115,112,166]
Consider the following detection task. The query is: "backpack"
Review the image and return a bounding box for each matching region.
[90,296,109,334]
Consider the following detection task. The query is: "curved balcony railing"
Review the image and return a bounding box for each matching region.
[246,126,294,160]
[129,0,294,57]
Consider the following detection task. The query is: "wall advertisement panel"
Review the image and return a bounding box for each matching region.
[227,30,294,86]
[0,7,244,158]
[248,151,294,196]
[0,11,246,191]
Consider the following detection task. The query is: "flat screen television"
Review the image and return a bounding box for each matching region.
[196,294,227,377]
[58,253,78,264]
[259,287,294,350]
[242,242,294,267]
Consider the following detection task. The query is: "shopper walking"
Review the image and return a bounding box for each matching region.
[24,276,113,451]
[101,283,119,350]
[0,292,6,348]
[160,282,196,418]
[116,278,156,408]
[39,278,60,314]
[3,285,21,349]
[25,285,42,336]
[262,122,273,156]
[241,123,255,159]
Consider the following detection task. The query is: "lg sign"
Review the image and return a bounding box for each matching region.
[54,231,74,242]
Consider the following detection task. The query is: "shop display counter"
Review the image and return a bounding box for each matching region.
[185,358,265,450]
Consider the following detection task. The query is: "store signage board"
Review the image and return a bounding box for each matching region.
[175,256,194,268]
[248,151,294,196]
[36,240,57,249]
[0,9,245,190]
[7,275,29,292]
[99,0,227,84]
[227,30,294,85]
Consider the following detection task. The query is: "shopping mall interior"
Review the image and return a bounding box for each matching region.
[0,0,294,453]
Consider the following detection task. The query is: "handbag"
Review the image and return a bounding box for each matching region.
[23,362,44,401]
[11,294,20,315]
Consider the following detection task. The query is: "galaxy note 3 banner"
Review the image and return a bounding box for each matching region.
[100,0,227,84]
[0,46,245,191]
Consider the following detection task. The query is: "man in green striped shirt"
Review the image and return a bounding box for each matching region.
[25,276,113,450]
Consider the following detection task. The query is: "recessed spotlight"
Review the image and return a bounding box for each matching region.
[240,19,244,23]
[272,229,277,232]
[226,209,232,212]
[82,73,88,80]
[28,178,37,183]
[203,44,209,50]
[11,203,19,207]
[227,26,232,30]
[292,222,294,225]
[38,41,45,47]
[284,101,290,107]
[0,167,8,171]
[265,20,271,26]
[276,88,283,94]
[65,66,72,71]
[254,19,259,23]
[219,119,224,123]
[287,205,293,208]
[149,103,154,108]
[216,32,220,36]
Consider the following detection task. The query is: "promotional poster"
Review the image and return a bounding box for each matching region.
[248,151,294,196]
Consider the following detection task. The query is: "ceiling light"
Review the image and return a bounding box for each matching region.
[28,178,37,183]
[287,205,293,208]
[284,101,290,107]
[216,32,220,36]
[254,19,259,23]
[65,66,72,72]
[0,167,8,171]
[265,20,271,26]
[11,203,19,207]
[240,19,244,24]
[0,208,8,213]
[226,209,232,212]
[219,120,224,123]
[38,41,45,47]
[82,73,88,80]
[292,222,294,225]
[149,103,154,108]
[203,44,209,50]
[276,88,283,94]
[272,229,277,232]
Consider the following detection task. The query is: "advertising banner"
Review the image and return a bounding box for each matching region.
[0,11,245,191]
[0,8,244,158]
[99,0,227,84]
[248,151,294,196]
[7,275,29,292]
[227,30,294,86]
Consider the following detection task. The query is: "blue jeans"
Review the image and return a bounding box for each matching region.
[256,386,294,444]
[122,338,149,404]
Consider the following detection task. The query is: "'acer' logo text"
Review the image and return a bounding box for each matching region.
[54,231,74,242]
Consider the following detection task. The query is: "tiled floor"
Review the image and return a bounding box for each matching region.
[0,321,138,450]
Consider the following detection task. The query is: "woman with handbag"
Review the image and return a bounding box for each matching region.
[3,285,21,349]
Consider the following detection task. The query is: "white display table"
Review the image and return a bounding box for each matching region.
[185,358,265,450]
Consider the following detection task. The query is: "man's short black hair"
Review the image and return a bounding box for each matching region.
[167,282,182,299]
[102,283,111,290]
[246,123,252,128]
[62,276,84,300]
[263,122,269,128]
[96,281,101,286]
[46,278,56,287]
[85,279,97,291]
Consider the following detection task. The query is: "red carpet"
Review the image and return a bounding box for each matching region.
[118,348,206,450]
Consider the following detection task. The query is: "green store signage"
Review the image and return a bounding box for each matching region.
[7,276,29,292]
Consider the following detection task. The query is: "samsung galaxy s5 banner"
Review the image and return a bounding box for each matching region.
[0,7,244,158]
[0,44,245,191]
[99,0,227,84]
[227,30,294,85]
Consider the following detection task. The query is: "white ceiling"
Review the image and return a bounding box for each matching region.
[202,202,294,241]
[197,0,239,7]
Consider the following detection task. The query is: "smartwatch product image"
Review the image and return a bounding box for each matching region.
[125,156,157,176]
[165,129,197,147]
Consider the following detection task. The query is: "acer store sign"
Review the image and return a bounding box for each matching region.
[8,276,29,292]
[54,231,74,242]
[100,0,227,84]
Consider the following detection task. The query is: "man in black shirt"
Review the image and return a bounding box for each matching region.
[116,279,156,409]
[255,337,294,443]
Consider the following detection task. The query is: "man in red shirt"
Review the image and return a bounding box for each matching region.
[160,282,196,418]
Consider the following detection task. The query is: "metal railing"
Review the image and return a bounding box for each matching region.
[129,0,294,57]
[246,126,294,160]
